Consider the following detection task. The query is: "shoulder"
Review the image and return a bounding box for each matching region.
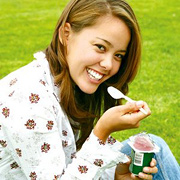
[0,52,53,92]
[0,52,59,106]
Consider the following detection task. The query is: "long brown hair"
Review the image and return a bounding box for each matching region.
[45,0,141,150]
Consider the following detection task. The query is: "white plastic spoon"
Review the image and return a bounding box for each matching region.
[107,86,148,115]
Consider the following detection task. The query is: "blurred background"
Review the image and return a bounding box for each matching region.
[0,0,179,163]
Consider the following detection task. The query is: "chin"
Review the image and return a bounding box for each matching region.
[79,85,98,94]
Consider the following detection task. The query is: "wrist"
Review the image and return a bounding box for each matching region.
[93,121,110,142]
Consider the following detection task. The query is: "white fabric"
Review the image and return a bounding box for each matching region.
[0,52,129,180]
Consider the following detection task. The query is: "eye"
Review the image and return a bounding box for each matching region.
[115,53,124,61]
[95,44,106,51]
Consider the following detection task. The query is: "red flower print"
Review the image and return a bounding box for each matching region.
[25,119,36,130]
[9,78,18,86]
[46,121,54,130]
[39,79,46,86]
[10,162,19,169]
[41,142,50,153]
[78,165,88,174]
[94,159,104,167]
[107,136,116,145]
[0,140,7,147]
[29,172,37,180]
[2,107,10,118]
[29,93,40,103]
[53,175,60,180]
[62,140,68,147]
[97,138,105,145]
[62,130,67,136]
[16,148,22,157]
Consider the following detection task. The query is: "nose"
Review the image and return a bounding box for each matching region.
[99,54,113,70]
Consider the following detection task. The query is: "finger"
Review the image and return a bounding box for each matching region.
[138,101,151,116]
[129,101,151,119]
[115,102,144,129]
[143,158,158,174]
[150,158,156,167]
[138,172,153,180]
[143,166,158,174]
[125,101,151,116]
[118,101,140,114]
[134,101,151,116]
[130,173,141,180]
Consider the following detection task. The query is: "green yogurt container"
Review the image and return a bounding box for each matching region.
[129,149,154,175]
[128,133,160,176]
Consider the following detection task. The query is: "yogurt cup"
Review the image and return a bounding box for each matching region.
[128,132,160,176]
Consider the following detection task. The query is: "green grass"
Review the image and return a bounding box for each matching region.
[0,0,179,163]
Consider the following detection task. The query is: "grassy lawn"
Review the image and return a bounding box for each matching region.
[0,0,179,163]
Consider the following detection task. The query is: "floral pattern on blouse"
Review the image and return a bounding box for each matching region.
[29,172,37,180]
[46,121,54,130]
[0,52,129,180]
[25,119,36,130]
[2,107,10,118]
[94,159,104,167]
[29,93,40,104]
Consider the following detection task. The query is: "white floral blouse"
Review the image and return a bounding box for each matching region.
[0,52,129,180]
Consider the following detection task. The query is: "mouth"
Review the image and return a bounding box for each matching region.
[86,68,104,81]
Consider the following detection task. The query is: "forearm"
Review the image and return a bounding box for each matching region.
[93,120,110,142]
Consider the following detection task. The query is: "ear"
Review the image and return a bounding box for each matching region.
[59,23,71,45]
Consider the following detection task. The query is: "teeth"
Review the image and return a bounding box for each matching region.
[87,68,103,80]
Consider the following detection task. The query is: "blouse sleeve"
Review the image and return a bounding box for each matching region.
[61,132,129,180]
[101,166,116,180]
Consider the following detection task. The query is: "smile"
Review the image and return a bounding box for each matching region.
[87,68,104,81]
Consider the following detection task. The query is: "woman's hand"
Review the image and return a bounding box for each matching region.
[94,101,151,141]
[115,158,158,180]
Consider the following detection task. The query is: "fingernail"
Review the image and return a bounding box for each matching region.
[138,172,144,178]
[151,162,155,166]
[143,167,149,173]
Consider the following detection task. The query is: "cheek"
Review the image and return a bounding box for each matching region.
[83,51,101,64]
[111,62,121,76]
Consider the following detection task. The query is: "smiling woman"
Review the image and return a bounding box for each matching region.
[0,0,180,180]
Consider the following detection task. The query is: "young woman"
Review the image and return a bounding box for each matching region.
[0,0,179,179]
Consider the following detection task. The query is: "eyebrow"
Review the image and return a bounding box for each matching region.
[96,37,127,52]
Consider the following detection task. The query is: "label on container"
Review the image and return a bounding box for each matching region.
[134,152,144,166]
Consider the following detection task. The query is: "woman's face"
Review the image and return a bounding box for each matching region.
[64,15,130,94]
